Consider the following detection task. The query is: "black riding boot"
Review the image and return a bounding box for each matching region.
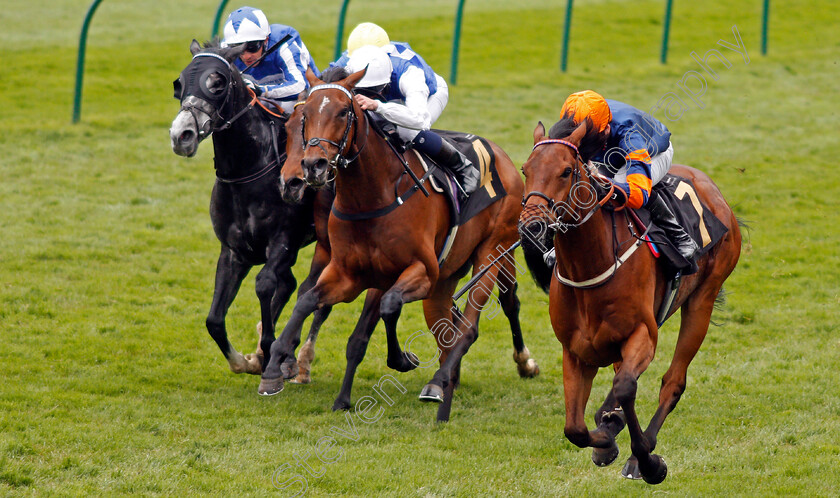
[646,190,700,262]
[432,140,480,195]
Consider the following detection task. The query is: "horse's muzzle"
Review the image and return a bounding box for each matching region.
[279,175,307,204]
[302,157,331,188]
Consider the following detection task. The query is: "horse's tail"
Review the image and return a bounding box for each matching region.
[709,286,730,327]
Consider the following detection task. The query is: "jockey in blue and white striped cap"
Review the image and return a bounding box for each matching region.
[221,6,320,113]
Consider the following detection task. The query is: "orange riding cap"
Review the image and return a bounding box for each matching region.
[560,90,612,133]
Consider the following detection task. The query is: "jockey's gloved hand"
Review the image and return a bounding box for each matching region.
[242,75,262,96]
[611,182,629,206]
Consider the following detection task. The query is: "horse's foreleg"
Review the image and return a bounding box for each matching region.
[561,349,616,451]
[259,265,359,396]
[380,262,432,375]
[291,243,334,385]
[422,256,501,421]
[254,238,301,374]
[206,248,254,374]
[333,289,383,411]
[591,363,626,467]
[614,324,668,484]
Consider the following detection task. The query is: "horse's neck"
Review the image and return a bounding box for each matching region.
[333,129,402,212]
[212,99,270,177]
[554,208,621,281]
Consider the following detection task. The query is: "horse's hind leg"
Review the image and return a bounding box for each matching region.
[497,256,539,378]
[206,248,257,374]
[333,289,383,411]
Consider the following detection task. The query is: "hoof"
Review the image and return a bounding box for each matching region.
[592,443,619,467]
[289,370,311,384]
[332,399,351,411]
[599,408,626,435]
[516,358,540,378]
[242,353,264,375]
[418,383,444,403]
[621,456,641,480]
[642,454,668,485]
[387,351,419,373]
[258,377,284,396]
[228,353,249,374]
[280,358,299,380]
[513,348,540,378]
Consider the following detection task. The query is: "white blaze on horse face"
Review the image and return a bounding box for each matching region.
[319,97,331,114]
[170,110,200,156]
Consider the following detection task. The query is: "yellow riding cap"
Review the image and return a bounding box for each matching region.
[347,22,390,56]
[560,90,612,133]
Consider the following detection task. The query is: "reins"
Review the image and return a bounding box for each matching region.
[300,84,433,221]
[524,138,645,288]
[181,54,288,184]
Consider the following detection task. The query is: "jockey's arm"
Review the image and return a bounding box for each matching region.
[260,40,310,101]
[616,127,659,209]
[374,66,431,130]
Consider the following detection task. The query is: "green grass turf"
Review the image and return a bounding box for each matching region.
[1,0,838,495]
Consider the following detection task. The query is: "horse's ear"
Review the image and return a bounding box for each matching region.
[533,121,546,144]
[306,67,324,87]
[190,39,201,55]
[343,65,367,90]
[568,121,588,146]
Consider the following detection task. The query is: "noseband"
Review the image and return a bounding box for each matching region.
[301,84,368,169]
[522,139,615,231]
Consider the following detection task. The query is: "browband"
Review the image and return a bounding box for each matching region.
[309,84,354,100]
[533,139,579,156]
[191,52,230,65]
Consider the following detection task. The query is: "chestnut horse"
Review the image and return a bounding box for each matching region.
[261,69,539,421]
[519,118,741,483]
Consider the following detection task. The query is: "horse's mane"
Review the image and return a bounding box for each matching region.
[197,37,243,62]
[321,66,350,83]
[548,113,608,163]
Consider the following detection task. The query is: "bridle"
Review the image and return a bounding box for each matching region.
[300,84,369,169]
[177,52,259,140]
[521,138,648,289]
[521,139,616,232]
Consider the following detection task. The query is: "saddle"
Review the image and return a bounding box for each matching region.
[368,116,507,225]
[630,174,729,324]
[634,174,729,275]
[366,115,507,264]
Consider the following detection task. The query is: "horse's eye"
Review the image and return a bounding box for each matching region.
[205,73,226,94]
[559,167,573,178]
[338,107,350,118]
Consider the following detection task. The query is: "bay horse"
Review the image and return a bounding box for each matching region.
[261,68,539,421]
[519,117,741,483]
[169,39,334,379]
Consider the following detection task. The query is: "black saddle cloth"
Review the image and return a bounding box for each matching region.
[636,174,729,275]
[423,129,507,226]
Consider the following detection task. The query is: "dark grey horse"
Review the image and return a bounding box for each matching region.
[169,39,332,381]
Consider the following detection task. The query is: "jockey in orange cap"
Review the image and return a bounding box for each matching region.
[558,90,699,265]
